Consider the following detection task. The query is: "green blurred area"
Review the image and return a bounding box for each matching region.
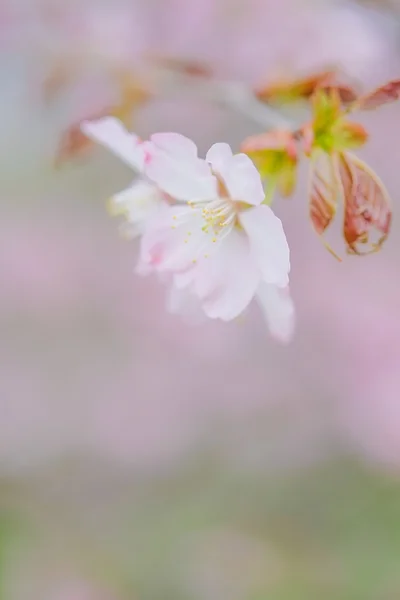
[1,460,400,599]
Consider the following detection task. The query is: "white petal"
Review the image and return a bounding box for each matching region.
[225,154,265,206]
[139,205,215,272]
[256,283,295,343]
[80,117,145,171]
[207,145,264,206]
[200,230,259,321]
[165,230,260,321]
[109,180,164,232]
[145,136,217,202]
[150,132,198,159]
[239,205,290,287]
[206,143,233,172]
[140,209,259,321]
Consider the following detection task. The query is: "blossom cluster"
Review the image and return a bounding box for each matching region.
[78,71,400,344]
[82,117,294,342]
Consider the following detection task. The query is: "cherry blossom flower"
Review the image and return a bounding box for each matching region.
[140,137,294,341]
[81,118,294,341]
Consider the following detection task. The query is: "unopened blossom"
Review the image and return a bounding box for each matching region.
[140,136,294,341]
[81,116,165,238]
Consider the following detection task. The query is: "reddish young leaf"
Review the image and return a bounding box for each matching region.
[318,83,359,105]
[332,120,369,151]
[144,53,213,78]
[309,151,342,260]
[242,130,298,197]
[354,79,400,111]
[55,74,151,167]
[241,130,297,159]
[115,70,153,111]
[255,70,358,106]
[54,107,114,167]
[42,59,77,104]
[299,123,314,156]
[338,153,392,254]
[255,70,336,104]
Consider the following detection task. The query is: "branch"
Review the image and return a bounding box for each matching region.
[152,68,295,131]
[213,80,294,129]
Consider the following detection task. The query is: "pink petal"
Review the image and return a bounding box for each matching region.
[206,143,233,172]
[145,135,217,202]
[154,228,259,321]
[80,117,145,171]
[239,205,290,287]
[164,231,260,321]
[200,231,259,321]
[150,132,198,159]
[139,205,215,272]
[110,180,164,234]
[206,144,264,206]
[256,283,295,343]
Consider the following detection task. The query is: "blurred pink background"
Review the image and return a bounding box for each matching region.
[2,1,400,598]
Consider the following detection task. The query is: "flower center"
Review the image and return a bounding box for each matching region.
[200,197,237,241]
[195,173,237,242]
